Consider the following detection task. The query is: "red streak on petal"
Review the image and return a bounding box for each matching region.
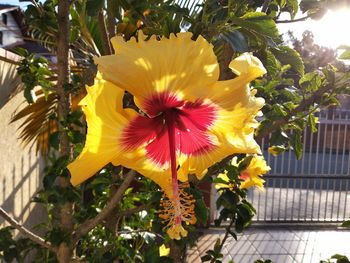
[142,92,184,118]
[239,171,250,180]
[121,92,217,166]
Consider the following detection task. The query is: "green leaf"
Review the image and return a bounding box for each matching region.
[235,12,279,38]
[213,177,229,185]
[290,130,303,159]
[272,46,304,75]
[195,199,209,225]
[221,30,248,53]
[265,50,281,78]
[339,49,350,60]
[308,114,318,133]
[284,0,299,19]
[201,254,213,262]
[341,220,350,228]
[220,191,238,210]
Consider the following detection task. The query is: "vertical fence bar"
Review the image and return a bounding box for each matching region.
[343,180,349,221]
[271,178,276,220]
[311,178,316,221]
[337,179,343,221]
[297,177,303,221]
[284,178,290,221]
[301,128,307,175]
[304,178,310,221]
[277,178,282,220]
[308,128,315,175]
[318,179,323,221]
[334,114,342,174]
[328,111,336,175]
[321,111,329,175]
[324,179,330,221]
[291,178,296,220]
[330,179,336,221]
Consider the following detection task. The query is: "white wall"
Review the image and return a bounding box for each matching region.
[0,11,23,48]
[0,49,45,234]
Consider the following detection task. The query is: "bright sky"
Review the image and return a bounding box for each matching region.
[279,8,350,49]
[2,0,350,49]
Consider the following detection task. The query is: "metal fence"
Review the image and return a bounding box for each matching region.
[248,108,350,222]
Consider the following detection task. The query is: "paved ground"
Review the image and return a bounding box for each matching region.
[186,227,350,263]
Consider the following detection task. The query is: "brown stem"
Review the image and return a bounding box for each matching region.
[57,0,73,262]
[210,220,235,263]
[219,42,234,81]
[97,10,112,55]
[73,170,136,243]
[0,207,56,252]
[106,0,116,39]
[104,170,122,232]
[169,240,184,263]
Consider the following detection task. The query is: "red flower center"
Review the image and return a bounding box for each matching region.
[122,91,217,232]
[121,92,217,166]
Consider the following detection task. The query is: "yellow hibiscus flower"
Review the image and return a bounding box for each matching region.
[216,155,270,191]
[68,32,266,239]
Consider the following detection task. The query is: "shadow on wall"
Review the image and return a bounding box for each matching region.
[0,49,23,110]
[0,156,46,233]
[0,51,46,236]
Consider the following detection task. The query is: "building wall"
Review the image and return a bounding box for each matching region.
[0,11,23,48]
[0,49,45,234]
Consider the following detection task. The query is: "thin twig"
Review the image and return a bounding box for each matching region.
[276,15,311,24]
[0,207,56,252]
[257,83,334,140]
[210,220,235,263]
[73,170,136,242]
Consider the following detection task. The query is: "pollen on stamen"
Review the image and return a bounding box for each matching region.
[158,182,197,240]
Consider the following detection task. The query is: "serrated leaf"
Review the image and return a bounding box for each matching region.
[272,46,304,75]
[234,12,279,39]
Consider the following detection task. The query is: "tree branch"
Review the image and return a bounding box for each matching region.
[97,9,112,55]
[73,170,136,242]
[106,0,116,39]
[57,0,73,261]
[257,83,333,140]
[276,15,311,24]
[0,207,56,252]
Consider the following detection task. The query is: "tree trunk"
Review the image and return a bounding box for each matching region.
[56,0,73,262]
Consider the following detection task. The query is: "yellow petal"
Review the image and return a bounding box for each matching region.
[159,244,170,257]
[68,76,129,186]
[94,32,219,112]
[176,54,266,179]
[240,155,270,190]
[112,150,188,199]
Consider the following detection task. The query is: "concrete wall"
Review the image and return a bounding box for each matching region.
[0,49,45,233]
